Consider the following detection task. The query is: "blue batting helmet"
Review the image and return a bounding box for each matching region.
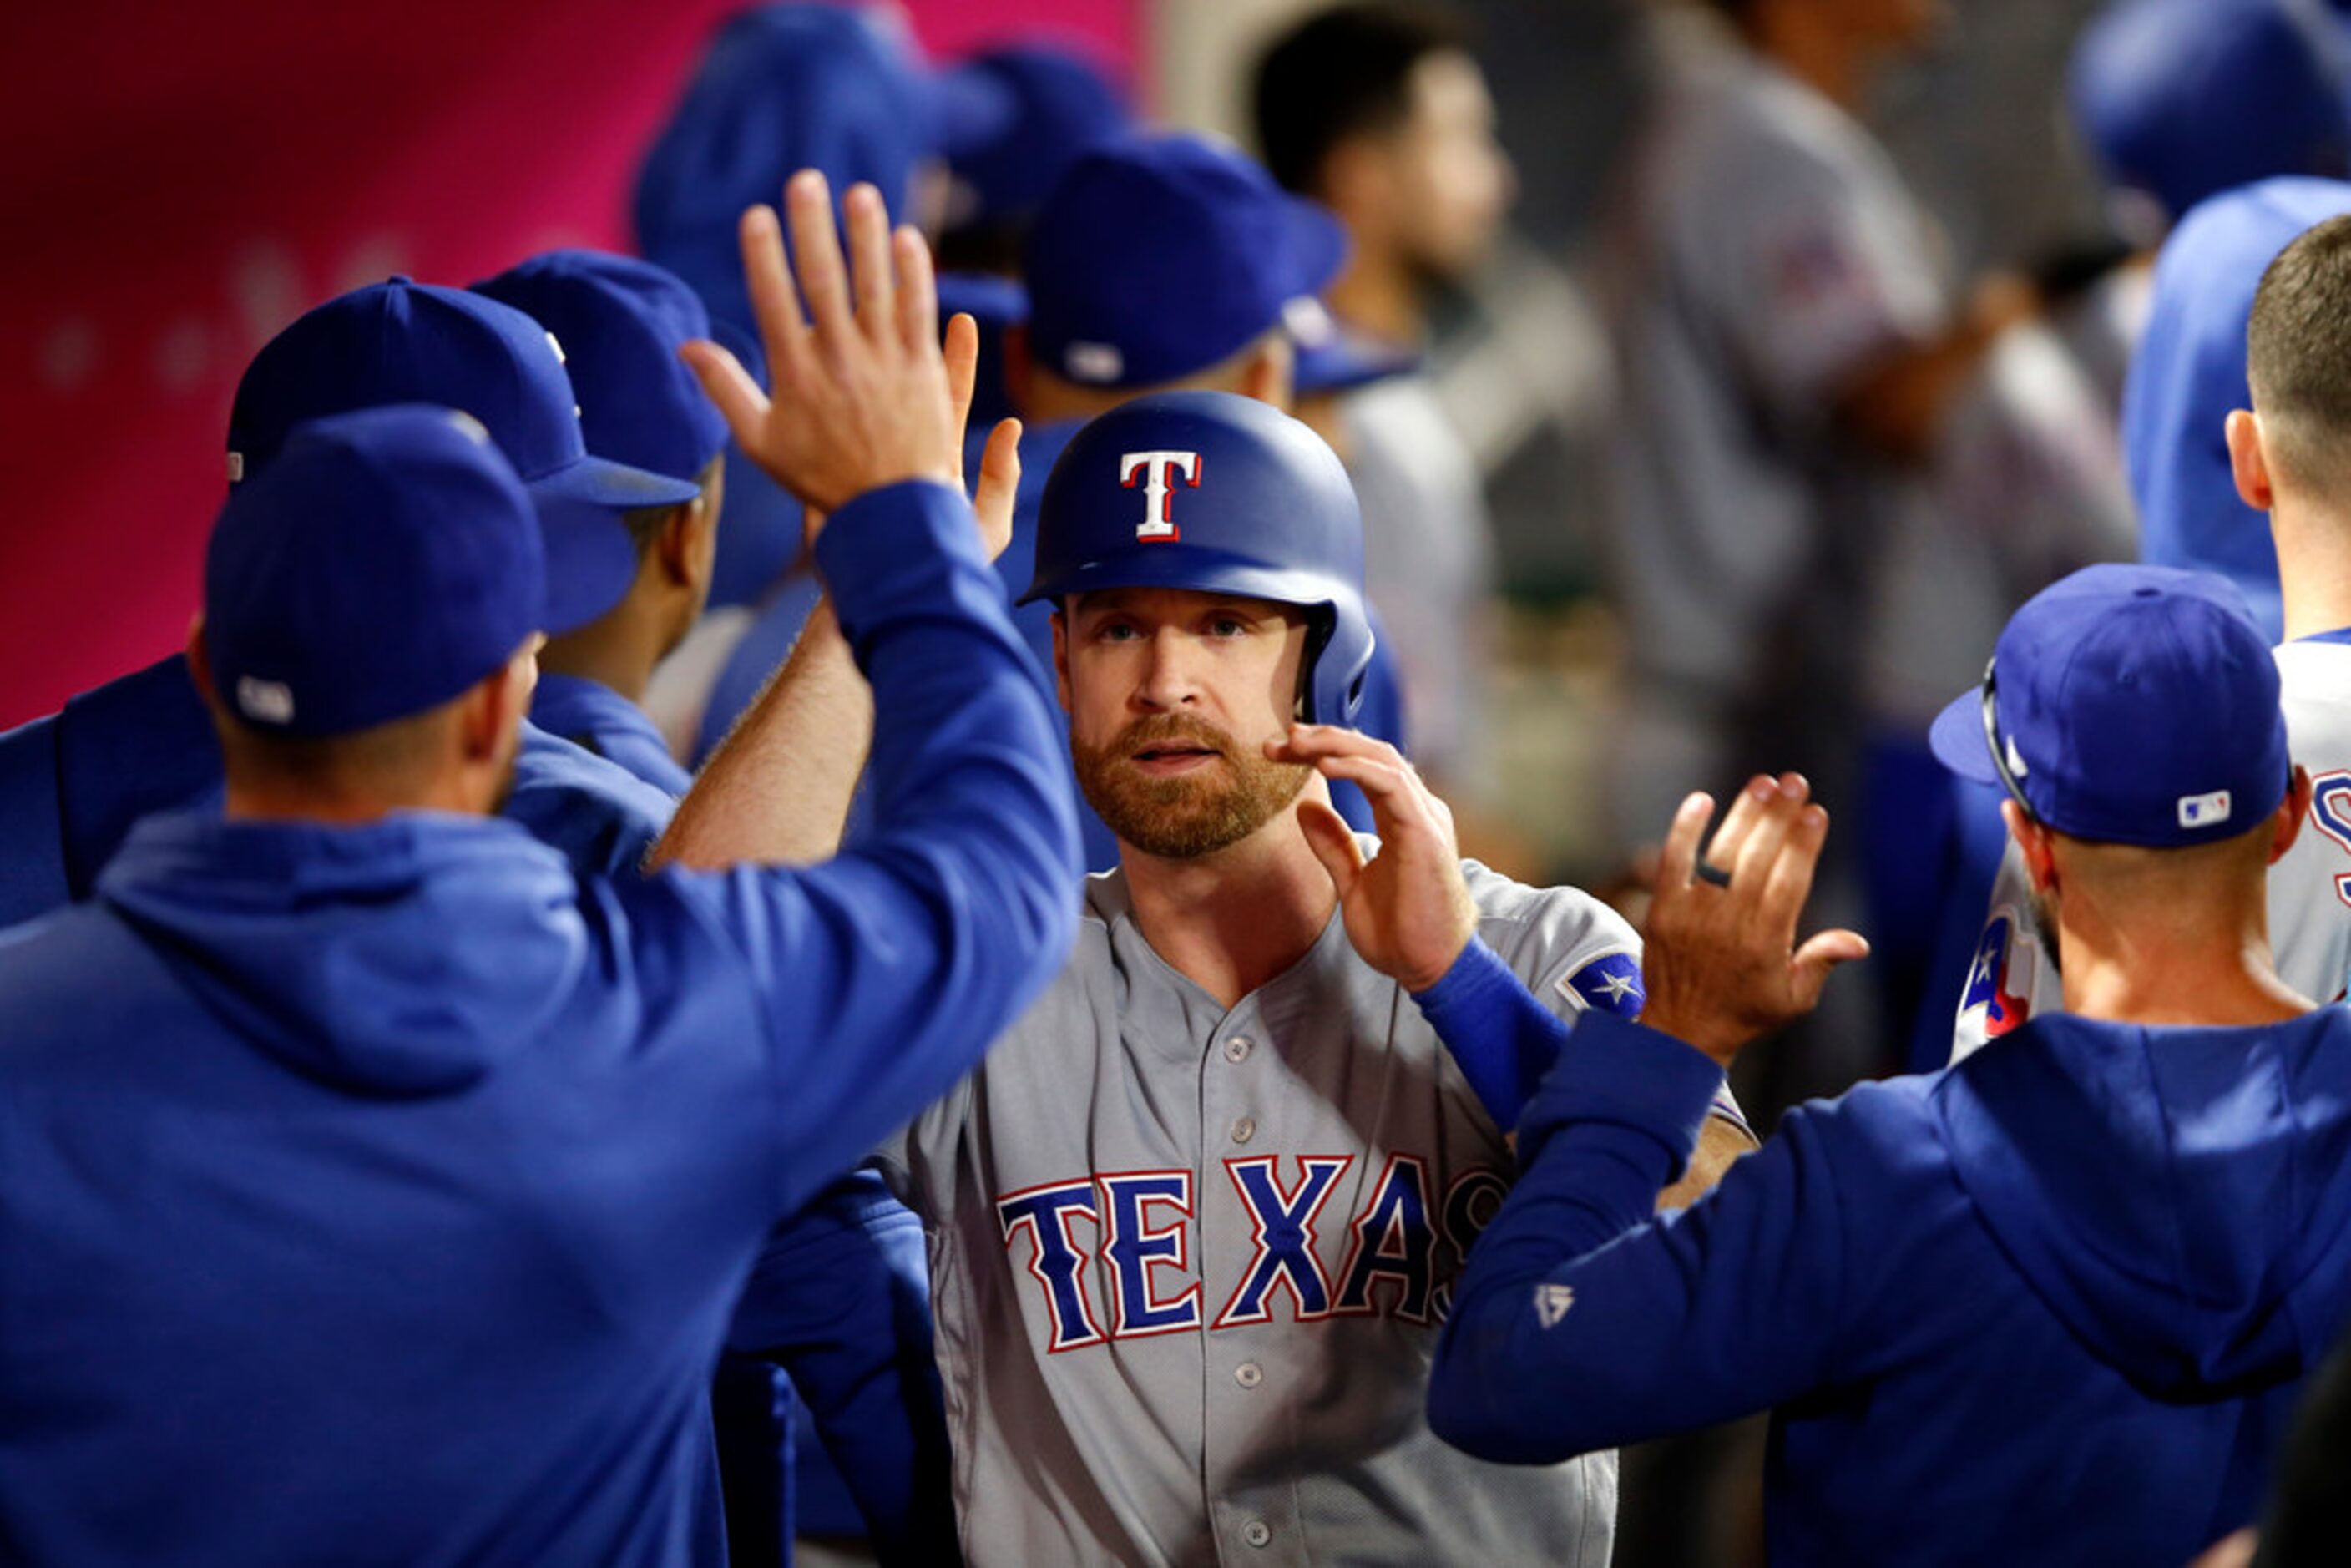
[1020,390,1375,727]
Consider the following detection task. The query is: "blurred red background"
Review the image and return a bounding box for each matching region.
[0,0,1135,726]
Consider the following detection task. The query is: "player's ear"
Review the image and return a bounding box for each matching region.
[2271,765,2311,866]
[2005,800,2059,892]
[2227,410,2275,513]
[184,615,215,711]
[655,498,705,588]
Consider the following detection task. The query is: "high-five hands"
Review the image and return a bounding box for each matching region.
[1638,774,1869,1066]
[680,170,1019,551]
[1271,725,1478,994]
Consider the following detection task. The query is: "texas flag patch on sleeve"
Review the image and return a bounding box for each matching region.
[1558,951,1645,1019]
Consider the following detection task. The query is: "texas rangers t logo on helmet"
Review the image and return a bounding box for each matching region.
[1120,450,1202,542]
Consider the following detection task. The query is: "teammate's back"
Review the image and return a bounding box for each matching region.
[0,826,795,1563]
[0,186,1081,1565]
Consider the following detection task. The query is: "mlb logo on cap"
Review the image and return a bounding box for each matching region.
[2178,790,2232,829]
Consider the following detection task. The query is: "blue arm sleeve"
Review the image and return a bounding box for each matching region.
[0,713,69,927]
[1411,938,1571,1129]
[727,1171,954,1566]
[715,479,1082,1215]
[1428,1014,1848,1463]
[504,723,677,879]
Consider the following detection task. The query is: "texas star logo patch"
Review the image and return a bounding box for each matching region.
[1120,449,1201,542]
[1558,952,1645,1019]
[1533,1283,1575,1329]
[1959,910,2033,1039]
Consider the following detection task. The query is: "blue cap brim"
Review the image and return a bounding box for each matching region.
[1927,687,2002,785]
[1294,335,1418,397]
[526,496,645,635]
[533,453,702,513]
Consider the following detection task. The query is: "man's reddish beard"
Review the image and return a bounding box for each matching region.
[1071,712,1311,859]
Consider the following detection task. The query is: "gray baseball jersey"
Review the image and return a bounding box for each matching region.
[875,857,1653,1566]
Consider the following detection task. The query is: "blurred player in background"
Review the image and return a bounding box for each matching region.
[1953,189,2351,1061]
[1604,0,2134,1098]
[1254,3,1513,814]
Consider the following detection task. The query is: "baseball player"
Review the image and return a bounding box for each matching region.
[1252,3,1511,802]
[1428,562,2351,1565]
[821,390,1750,1565]
[1954,183,2351,1060]
[0,279,710,928]
[690,133,1414,872]
[473,245,984,1565]
[0,180,1078,1565]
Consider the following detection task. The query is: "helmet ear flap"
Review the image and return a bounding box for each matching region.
[1297,605,1338,723]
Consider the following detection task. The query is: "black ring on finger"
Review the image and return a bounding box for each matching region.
[1695,861,1733,889]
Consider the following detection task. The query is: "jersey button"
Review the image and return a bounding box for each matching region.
[1224,1036,1253,1064]
[1231,1116,1256,1144]
[1234,1361,1263,1389]
[1241,1520,1272,1549]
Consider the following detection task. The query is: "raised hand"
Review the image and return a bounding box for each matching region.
[943,311,1023,562]
[681,172,961,521]
[1270,724,1478,994]
[1637,774,1869,1065]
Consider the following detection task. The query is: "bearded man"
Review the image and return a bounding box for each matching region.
[853,390,1757,1565]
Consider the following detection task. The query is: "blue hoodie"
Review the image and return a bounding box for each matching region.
[0,481,1079,1566]
[530,666,954,1562]
[1425,963,2351,1565]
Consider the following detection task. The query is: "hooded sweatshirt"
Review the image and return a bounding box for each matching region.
[530,666,956,1559]
[0,481,1079,1566]
[1426,963,2351,1565]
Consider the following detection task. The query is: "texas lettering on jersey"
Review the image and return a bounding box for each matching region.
[995,1154,1509,1353]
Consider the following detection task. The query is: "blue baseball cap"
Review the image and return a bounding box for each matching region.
[2071,0,2351,227]
[205,405,546,738]
[228,277,700,635]
[938,43,1130,227]
[633,3,933,336]
[472,249,732,484]
[1283,297,1418,397]
[1023,134,1350,388]
[2122,175,2351,642]
[1928,564,2290,848]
